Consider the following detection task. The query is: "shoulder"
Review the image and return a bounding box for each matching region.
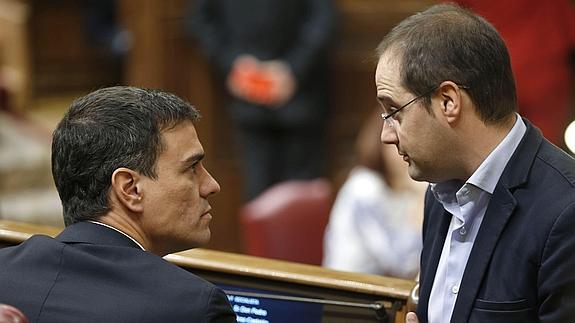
[81,248,233,320]
[338,167,388,198]
[515,140,575,215]
[0,235,65,276]
[112,249,220,292]
[1,238,234,321]
[0,234,63,261]
[135,254,234,320]
[329,167,389,221]
[534,141,575,187]
[503,138,575,231]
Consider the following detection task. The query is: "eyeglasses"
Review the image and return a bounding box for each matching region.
[381,84,469,127]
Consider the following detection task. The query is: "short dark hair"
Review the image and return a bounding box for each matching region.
[376,4,517,123]
[52,86,200,226]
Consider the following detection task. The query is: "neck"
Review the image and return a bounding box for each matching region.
[459,114,516,179]
[96,210,150,252]
[386,169,428,193]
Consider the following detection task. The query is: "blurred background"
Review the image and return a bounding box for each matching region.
[1,0,574,277]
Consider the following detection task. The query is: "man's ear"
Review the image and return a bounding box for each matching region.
[110,167,144,213]
[438,81,463,124]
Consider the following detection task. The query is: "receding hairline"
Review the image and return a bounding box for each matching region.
[376,4,483,57]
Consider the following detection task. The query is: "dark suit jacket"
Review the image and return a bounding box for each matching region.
[418,120,575,323]
[0,222,236,323]
[189,0,335,128]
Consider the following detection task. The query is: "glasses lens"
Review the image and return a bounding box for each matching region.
[385,118,394,128]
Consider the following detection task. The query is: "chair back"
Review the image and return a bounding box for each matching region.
[239,179,333,265]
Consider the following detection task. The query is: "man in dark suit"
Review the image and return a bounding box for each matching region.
[375,4,575,323]
[0,86,236,323]
[189,0,336,200]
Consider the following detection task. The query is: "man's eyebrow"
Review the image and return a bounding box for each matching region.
[376,93,394,105]
[181,152,205,169]
[376,94,395,110]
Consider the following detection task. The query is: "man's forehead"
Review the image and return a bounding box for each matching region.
[375,52,405,99]
[376,52,401,80]
[161,121,198,138]
[160,122,202,155]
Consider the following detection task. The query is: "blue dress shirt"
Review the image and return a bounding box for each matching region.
[427,115,526,323]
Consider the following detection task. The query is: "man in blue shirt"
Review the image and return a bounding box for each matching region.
[375,4,575,323]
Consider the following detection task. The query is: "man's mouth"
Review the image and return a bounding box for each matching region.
[201,207,212,218]
[399,152,410,162]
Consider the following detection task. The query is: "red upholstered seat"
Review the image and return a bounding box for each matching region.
[0,304,29,323]
[239,179,333,265]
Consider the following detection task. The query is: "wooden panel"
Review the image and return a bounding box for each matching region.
[0,0,31,112]
[119,0,165,89]
[29,0,123,95]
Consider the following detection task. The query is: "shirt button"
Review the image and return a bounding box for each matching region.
[460,227,467,235]
[451,285,459,294]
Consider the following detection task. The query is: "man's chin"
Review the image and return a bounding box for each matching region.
[193,230,211,248]
[170,230,212,254]
[408,166,428,183]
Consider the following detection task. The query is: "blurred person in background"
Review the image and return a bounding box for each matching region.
[323,110,427,279]
[188,0,336,200]
[80,0,132,60]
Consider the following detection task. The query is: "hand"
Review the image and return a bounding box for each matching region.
[406,312,419,323]
[227,55,261,102]
[262,60,296,107]
[0,304,29,323]
[226,56,297,107]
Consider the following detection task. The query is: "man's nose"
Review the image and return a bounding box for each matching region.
[202,168,221,197]
[381,123,398,144]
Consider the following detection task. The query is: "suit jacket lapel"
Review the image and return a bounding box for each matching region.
[419,206,452,320]
[450,186,516,322]
[450,119,543,322]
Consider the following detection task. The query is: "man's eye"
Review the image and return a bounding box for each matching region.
[382,106,396,115]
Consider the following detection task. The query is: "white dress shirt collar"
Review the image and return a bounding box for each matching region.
[88,220,146,251]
